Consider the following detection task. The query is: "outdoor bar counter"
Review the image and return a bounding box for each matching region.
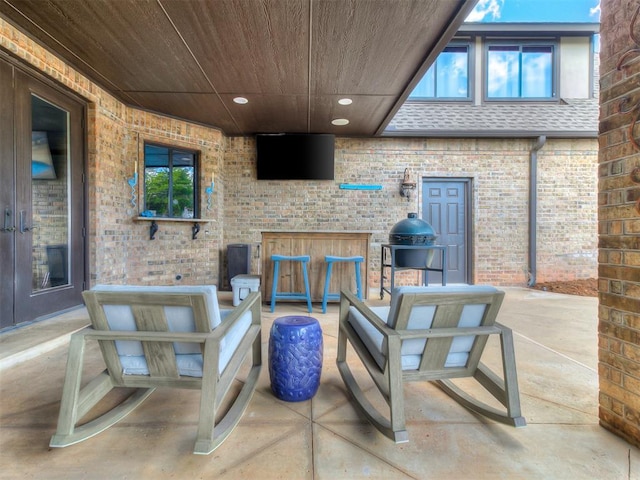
[261,231,371,303]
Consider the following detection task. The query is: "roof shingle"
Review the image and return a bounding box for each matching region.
[385,97,599,138]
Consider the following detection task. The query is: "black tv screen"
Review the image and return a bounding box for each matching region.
[256,133,335,180]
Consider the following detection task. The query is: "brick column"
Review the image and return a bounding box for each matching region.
[598,0,640,447]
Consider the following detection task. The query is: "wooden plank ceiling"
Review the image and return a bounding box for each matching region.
[0,0,476,137]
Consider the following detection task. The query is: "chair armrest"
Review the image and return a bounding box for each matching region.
[493,322,513,334]
[212,291,262,339]
[80,292,261,349]
[399,325,502,340]
[340,290,396,338]
[82,328,213,344]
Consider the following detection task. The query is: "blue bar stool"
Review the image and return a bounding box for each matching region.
[270,255,313,313]
[321,255,364,313]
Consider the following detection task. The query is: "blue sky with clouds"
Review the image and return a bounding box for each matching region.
[467,0,601,23]
[410,0,601,98]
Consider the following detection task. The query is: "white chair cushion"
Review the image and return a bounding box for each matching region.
[120,354,205,377]
[116,312,252,377]
[90,285,251,376]
[387,285,499,328]
[218,309,253,373]
[348,285,499,371]
[348,306,391,369]
[92,284,221,356]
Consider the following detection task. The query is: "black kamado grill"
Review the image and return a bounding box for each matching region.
[388,213,437,268]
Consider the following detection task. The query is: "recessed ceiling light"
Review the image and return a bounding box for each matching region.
[233,97,248,104]
[331,118,349,126]
[338,98,352,105]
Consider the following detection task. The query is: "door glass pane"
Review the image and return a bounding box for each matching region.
[31,95,70,292]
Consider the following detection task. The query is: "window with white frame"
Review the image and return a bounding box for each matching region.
[409,44,470,100]
[486,43,555,100]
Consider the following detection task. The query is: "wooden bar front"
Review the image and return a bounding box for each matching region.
[261,231,371,304]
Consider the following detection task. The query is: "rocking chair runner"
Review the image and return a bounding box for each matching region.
[336,286,526,443]
[49,285,262,455]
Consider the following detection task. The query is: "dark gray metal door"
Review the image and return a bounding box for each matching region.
[0,57,86,329]
[422,179,469,284]
[0,59,15,326]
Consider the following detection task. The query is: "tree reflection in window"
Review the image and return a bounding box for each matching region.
[144,143,198,218]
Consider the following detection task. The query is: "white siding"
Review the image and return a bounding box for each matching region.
[559,36,592,99]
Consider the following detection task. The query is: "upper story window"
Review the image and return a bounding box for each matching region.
[143,143,199,219]
[409,44,470,100]
[486,43,555,100]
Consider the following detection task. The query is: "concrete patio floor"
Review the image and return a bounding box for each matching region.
[1,287,638,479]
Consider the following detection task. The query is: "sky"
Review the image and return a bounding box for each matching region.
[466,0,601,23]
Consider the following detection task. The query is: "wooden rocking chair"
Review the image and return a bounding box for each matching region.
[49,285,262,455]
[336,285,526,443]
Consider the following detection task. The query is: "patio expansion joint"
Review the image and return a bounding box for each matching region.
[216,423,311,476]
[514,331,597,373]
[313,422,420,479]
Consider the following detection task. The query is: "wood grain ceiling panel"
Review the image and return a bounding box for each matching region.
[161,0,310,95]
[125,92,237,133]
[0,0,475,136]
[309,95,397,135]
[217,94,309,135]
[0,0,210,93]
[311,0,447,94]
[307,0,463,135]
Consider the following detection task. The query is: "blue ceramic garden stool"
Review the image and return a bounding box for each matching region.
[269,316,323,402]
[270,254,313,313]
[321,255,364,313]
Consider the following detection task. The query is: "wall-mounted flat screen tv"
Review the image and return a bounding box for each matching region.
[256,133,335,180]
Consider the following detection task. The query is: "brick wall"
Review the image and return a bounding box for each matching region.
[1,17,598,294]
[87,104,226,286]
[598,0,640,448]
[225,136,597,290]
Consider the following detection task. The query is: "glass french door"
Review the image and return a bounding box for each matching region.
[0,57,85,329]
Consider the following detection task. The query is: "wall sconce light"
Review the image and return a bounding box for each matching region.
[399,168,416,201]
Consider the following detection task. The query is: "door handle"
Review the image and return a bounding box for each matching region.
[2,207,15,232]
[19,210,36,234]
